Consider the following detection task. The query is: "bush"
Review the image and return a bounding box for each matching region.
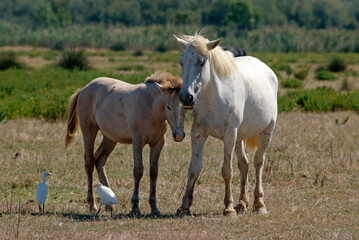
[315,70,336,81]
[110,42,125,51]
[294,68,309,80]
[281,78,303,89]
[0,51,22,70]
[58,50,90,70]
[327,56,346,72]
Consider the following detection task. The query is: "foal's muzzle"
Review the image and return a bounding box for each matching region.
[179,92,194,109]
[172,129,185,142]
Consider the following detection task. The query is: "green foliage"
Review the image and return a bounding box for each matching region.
[327,56,347,72]
[294,68,309,80]
[117,65,145,71]
[278,87,359,113]
[281,78,302,89]
[0,51,22,70]
[315,70,337,81]
[58,50,90,70]
[227,0,258,29]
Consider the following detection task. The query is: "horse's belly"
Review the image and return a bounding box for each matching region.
[96,112,132,143]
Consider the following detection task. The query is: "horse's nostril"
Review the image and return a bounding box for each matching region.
[188,94,193,102]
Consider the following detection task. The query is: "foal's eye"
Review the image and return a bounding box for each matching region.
[166,105,171,111]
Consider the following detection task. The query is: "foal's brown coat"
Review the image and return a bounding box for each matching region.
[65,71,185,216]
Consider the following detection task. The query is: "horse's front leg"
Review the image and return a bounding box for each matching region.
[176,124,208,217]
[148,138,165,217]
[222,128,237,216]
[130,135,144,217]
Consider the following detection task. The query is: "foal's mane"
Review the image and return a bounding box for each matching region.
[180,33,238,78]
[145,71,182,91]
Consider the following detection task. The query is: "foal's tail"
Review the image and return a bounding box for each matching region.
[65,88,82,148]
[244,135,259,153]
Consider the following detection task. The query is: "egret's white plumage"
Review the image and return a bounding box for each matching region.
[36,171,51,214]
[95,183,118,217]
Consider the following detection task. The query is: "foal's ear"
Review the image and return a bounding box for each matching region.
[206,38,223,51]
[155,82,175,97]
[173,34,188,51]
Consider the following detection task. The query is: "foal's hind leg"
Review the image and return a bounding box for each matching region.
[94,136,117,188]
[234,140,250,214]
[148,138,165,217]
[253,122,275,214]
[82,124,99,212]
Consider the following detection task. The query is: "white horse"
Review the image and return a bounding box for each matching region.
[173,33,278,216]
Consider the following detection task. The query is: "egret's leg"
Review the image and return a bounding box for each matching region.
[130,135,144,217]
[253,122,275,214]
[234,140,250,213]
[148,138,164,217]
[95,203,102,217]
[176,124,207,216]
[43,204,45,214]
[222,128,237,216]
[38,204,41,214]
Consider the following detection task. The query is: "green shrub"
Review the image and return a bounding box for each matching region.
[294,68,309,80]
[110,42,125,51]
[327,56,346,72]
[0,51,22,70]
[58,50,90,70]
[281,78,303,89]
[117,65,145,71]
[315,70,336,81]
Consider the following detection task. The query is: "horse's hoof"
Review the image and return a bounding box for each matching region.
[234,203,248,214]
[89,205,98,213]
[175,208,191,217]
[129,209,141,218]
[150,208,162,218]
[223,207,236,217]
[254,207,267,215]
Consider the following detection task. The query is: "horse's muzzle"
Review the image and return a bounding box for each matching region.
[179,92,194,109]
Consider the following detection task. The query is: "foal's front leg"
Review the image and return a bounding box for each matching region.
[176,124,208,216]
[130,136,144,217]
[148,138,165,217]
[222,128,237,216]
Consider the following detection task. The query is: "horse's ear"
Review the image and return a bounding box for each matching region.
[206,38,223,51]
[173,34,188,51]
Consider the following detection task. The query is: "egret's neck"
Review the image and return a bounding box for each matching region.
[42,175,47,183]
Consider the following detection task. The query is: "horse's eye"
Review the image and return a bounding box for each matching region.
[166,105,171,111]
[199,59,206,67]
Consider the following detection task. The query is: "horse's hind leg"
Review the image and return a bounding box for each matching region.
[82,124,99,212]
[148,138,165,217]
[234,140,250,214]
[94,136,117,188]
[253,121,275,214]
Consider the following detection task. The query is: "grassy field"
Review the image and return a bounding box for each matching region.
[0,112,358,239]
[0,49,358,239]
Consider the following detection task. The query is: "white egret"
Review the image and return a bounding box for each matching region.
[95,183,118,217]
[36,171,51,214]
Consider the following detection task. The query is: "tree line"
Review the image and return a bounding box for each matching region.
[1,0,359,30]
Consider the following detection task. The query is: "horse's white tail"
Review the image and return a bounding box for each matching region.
[65,88,82,148]
[244,135,259,153]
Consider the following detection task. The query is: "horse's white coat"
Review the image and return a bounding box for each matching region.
[174,33,278,216]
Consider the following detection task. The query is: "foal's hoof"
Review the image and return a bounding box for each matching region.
[254,207,268,215]
[129,209,142,218]
[175,208,191,217]
[234,203,248,214]
[150,208,162,218]
[89,205,98,213]
[223,207,236,217]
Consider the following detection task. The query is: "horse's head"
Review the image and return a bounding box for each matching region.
[148,72,186,142]
[173,34,222,109]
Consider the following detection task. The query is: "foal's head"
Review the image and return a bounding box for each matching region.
[146,71,186,142]
[173,33,237,109]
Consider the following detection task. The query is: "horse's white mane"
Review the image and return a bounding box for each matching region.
[180,33,238,78]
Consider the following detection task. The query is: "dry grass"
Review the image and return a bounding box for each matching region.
[0,112,358,239]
